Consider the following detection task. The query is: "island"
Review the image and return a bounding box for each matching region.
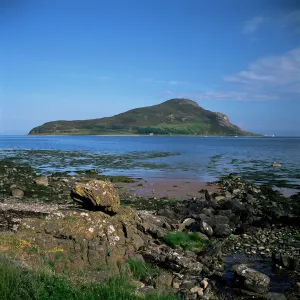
[28,98,257,136]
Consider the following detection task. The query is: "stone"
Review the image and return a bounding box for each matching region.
[214,223,232,237]
[215,196,226,201]
[201,278,209,289]
[232,264,270,294]
[200,221,213,237]
[153,271,173,288]
[71,180,120,213]
[178,218,195,231]
[8,207,154,274]
[11,188,24,198]
[190,286,203,294]
[34,175,49,186]
[264,292,287,300]
[172,281,180,289]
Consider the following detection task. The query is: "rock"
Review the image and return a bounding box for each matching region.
[179,218,195,231]
[190,286,203,295]
[11,188,24,198]
[71,180,120,213]
[200,221,213,237]
[201,278,209,289]
[264,292,287,300]
[9,207,155,273]
[213,223,232,237]
[153,271,173,288]
[172,281,180,289]
[215,196,225,201]
[232,264,270,294]
[205,190,211,201]
[232,189,241,195]
[34,175,49,186]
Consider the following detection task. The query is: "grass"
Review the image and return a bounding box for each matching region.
[163,232,208,253]
[0,255,176,300]
[127,259,160,280]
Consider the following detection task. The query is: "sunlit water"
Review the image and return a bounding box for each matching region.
[0,136,300,190]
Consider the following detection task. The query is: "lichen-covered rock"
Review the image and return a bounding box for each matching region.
[2,207,152,274]
[232,264,270,294]
[71,180,120,213]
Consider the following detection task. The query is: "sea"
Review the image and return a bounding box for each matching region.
[0,135,300,192]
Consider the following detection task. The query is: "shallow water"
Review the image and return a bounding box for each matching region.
[0,136,300,190]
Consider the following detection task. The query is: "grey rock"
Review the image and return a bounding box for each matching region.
[214,223,232,237]
[200,221,213,237]
[232,264,270,293]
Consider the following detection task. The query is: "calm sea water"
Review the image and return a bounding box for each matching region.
[0,136,300,190]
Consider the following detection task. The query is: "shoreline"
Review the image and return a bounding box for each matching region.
[25,134,263,137]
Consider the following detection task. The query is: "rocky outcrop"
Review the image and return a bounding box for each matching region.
[0,206,172,274]
[71,180,120,213]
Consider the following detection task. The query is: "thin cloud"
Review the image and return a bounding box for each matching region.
[224,47,300,92]
[243,16,267,34]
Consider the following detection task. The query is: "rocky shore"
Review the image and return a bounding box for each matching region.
[0,159,300,299]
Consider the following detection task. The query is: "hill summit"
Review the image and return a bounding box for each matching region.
[28,98,254,136]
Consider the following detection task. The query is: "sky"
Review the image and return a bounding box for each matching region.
[0,0,300,135]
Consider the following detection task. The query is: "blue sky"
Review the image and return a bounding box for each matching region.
[1,0,300,135]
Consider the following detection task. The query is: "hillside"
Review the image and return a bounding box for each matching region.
[28,98,255,136]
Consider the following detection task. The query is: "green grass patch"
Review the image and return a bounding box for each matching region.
[0,255,176,300]
[127,259,160,280]
[163,232,208,253]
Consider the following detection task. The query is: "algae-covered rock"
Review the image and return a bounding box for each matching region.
[71,180,120,213]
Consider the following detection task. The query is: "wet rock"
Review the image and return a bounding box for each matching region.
[232,263,270,293]
[11,188,24,198]
[34,175,49,186]
[71,180,120,213]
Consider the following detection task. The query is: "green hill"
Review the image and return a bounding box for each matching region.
[28,98,256,136]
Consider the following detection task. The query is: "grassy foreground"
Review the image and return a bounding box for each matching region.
[0,256,176,300]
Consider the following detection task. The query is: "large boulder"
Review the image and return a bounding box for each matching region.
[232,264,270,294]
[71,180,120,213]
